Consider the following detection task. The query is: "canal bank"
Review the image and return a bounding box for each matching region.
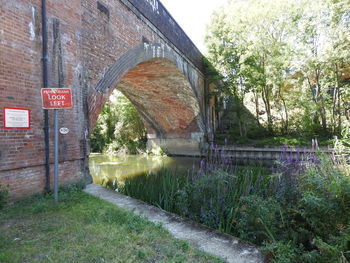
[84,184,265,263]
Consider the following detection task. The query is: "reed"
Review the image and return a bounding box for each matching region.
[116,141,350,262]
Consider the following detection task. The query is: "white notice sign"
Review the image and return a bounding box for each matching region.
[4,107,30,129]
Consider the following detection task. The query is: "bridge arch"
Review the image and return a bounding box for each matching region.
[88,43,206,155]
[0,0,223,199]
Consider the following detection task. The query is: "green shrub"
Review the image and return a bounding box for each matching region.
[90,90,146,154]
[262,241,299,263]
[236,195,282,244]
[0,184,9,209]
[181,171,239,230]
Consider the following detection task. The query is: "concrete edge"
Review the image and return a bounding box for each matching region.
[84,184,265,263]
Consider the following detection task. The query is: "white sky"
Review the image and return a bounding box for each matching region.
[159,0,228,54]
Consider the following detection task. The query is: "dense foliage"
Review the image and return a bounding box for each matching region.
[90,90,147,154]
[115,128,350,262]
[0,184,8,210]
[206,0,350,139]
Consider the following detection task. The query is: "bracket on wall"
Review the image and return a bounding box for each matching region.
[97,1,110,19]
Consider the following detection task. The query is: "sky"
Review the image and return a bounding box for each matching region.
[159,0,228,54]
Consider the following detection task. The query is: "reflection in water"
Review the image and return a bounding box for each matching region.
[89,154,200,186]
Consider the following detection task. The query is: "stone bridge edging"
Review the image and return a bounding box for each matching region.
[118,0,203,69]
[95,42,201,96]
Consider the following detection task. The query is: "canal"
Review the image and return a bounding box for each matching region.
[89,154,200,186]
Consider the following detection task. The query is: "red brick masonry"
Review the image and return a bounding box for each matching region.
[0,0,218,200]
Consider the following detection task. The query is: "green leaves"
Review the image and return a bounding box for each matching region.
[90,90,146,154]
[206,0,350,137]
[0,184,8,210]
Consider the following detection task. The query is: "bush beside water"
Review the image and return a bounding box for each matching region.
[0,184,9,210]
[114,143,350,263]
[90,90,147,154]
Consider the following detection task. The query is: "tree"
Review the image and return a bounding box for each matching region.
[90,90,146,154]
[206,0,350,139]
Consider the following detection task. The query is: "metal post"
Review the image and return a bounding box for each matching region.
[42,0,50,193]
[54,109,59,202]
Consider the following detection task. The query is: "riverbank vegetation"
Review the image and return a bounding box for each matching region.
[114,127,350,262]
[206,0,350,143]
[0,183,223,263]
[0,184,8,210]
[90,90,147,154]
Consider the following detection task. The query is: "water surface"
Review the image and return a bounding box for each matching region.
[89,154,200,186]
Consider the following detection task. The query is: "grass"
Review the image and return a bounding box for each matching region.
[0,184,224,263]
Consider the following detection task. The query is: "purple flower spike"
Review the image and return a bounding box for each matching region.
[200,159,205,168]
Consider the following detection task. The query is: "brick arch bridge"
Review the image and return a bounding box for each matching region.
[90,43,207,155]
[0,0,221,199]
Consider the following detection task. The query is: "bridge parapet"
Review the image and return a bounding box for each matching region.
[122,0,204,71]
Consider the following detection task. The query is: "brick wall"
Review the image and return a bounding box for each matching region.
[0,0,213,200]
[0,0,86,200]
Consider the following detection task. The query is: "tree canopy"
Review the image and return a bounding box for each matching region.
[206,0,350,138]
[90,90,146,154]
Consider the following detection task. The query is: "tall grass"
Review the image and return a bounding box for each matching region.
[118,165,271,232]
[118,168,188,212]
[0,184,9,210]
[116,145,272,233]
[115,141,350,263]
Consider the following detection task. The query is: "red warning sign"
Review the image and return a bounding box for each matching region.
[41,88,73,109]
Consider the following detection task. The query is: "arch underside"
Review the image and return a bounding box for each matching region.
[91,43,206,154]
[117,58,201,139]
